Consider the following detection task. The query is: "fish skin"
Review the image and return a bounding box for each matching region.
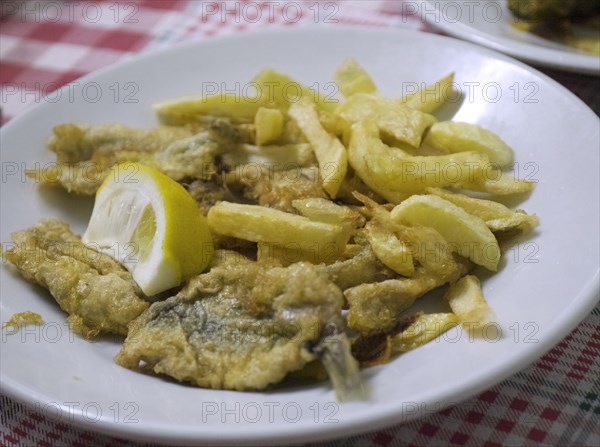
[115,256,360,393]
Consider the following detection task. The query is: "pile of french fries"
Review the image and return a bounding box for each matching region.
[153,59,539,362]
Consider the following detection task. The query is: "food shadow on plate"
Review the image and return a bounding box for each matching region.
[0,267,60,311]
[37,185,95,229]
[488,188,536,210]
[483,226,542,277]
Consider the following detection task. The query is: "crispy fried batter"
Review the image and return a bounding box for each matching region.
[346,259,470,336]
[4,219,149,337]
[40,124,192,194]
[326,242,397,291]
[231,166,328,213]
[39,119,241,194]
[115,260,360,396]
[186,179,240,216]
[351,314,419,367]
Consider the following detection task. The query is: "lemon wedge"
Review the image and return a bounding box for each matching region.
[82,162,213,295]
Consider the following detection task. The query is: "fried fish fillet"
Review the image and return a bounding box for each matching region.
[37,119,241,194]
[326,242,398,291]
[115,256,361,397]
[346,258,471,336]
[225,166,328,214]
[186,179,241,216]
[4,219,149,337]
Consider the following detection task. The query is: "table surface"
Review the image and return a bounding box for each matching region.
[1,1,599,446]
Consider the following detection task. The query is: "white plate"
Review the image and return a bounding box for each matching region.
[422,0,600,75]
[1,27,599,446]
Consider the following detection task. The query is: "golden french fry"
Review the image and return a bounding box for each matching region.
[443,275,495,336]
[399,225,462,278]
[254,107,284,145]
[459,169,536,195]
[207,201,349,261]
[401,72,455,114]
[337,93,436,148]
[291,197,362,228]
[287,99,348,198]
[486,211,540,234]
[392,312,459,351]
[425,121,514,168]
[426,187,539,233]
[334,58,378,97]
[364,220,415,277]
[391,194,500,271]
[252,69,338,112]
[318,109,350,138]
[353,193,461,278]
[153,94,268,125]
[348,120,490,200]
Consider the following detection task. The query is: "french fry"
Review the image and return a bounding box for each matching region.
[348,120,490,200]
[424,121,514,168]
[401,72,455,114]
[487,211,540,234]
[252,69,338,112]
[334,58,378,97]
[291,197,362,228]
[399,225,463,278]
[392,312,459,351]
[254,107,284,145]
[443,275,495,336]
[207,201,349,261]
[337,93,436,148]
[426,187,539,233]
[288,99,348,198]
[364,220,415,277]
[153,94,268,125]
[458,169,536,195]
[391,195,500,271]
[353,192,462,278]
[318,109,350,138]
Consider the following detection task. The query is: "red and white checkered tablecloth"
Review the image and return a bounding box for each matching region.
[1,1,599,446]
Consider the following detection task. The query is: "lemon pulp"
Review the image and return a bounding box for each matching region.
[82,162,213,295]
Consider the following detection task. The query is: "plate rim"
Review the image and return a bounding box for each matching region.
[1,25,599,445]
[422,0,600,76]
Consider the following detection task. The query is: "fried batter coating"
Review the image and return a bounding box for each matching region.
[227,166,327,213]
[326,242,398,291]
[38,119,241,194]
[115,258,361,395]
[4,219,149,337]
[186,179,240,216]
[346,259,470,336]
[40,124,192,194]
